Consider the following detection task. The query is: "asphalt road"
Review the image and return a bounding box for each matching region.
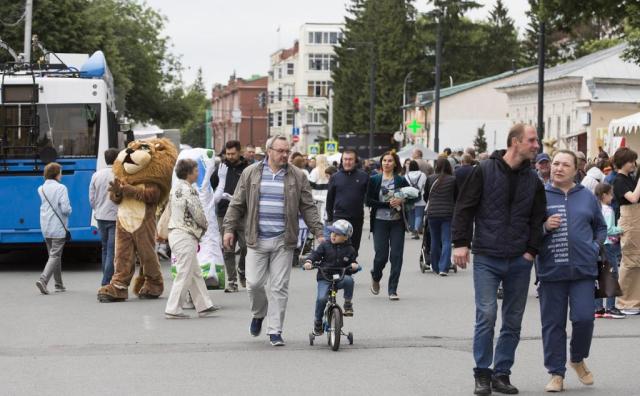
[1,232,639,396]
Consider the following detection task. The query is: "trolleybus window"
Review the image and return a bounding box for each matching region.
[0,103,100,158]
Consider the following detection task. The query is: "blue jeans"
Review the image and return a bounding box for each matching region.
[539,279,595,376]
[473,254,533,376]
[97,220,116,286]
[428,217,451,273]
[314,276,354,321]
[371,219,405,295]
[412,206,425,232]
[595,243,621,310]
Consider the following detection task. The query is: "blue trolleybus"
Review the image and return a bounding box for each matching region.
[0,51,119,250]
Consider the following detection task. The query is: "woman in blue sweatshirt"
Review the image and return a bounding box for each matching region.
[537,150,607,392]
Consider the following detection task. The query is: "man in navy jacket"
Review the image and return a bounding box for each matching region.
[325,149,368,253]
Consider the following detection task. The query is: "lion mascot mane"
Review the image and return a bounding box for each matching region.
[97,138,177,302]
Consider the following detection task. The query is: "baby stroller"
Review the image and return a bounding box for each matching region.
[418,215,457,274]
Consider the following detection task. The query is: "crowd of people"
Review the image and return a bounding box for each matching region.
[33,123,640,393]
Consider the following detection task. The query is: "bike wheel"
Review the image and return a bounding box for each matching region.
[329,307,342,351]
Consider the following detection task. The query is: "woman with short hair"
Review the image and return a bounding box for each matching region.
[538,150,606,392]
[165,159,219,319]
[36,162,72,294]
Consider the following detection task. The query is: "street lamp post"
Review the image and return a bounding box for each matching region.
[347,42,376,159]
[433,8,443,153]
[402,71,413,139]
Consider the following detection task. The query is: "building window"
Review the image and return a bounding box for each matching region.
[269,91,274,104]
[287,63,294,75]
[286,110,294,125]
[547,117,551,138]
[268,112,274,128]
[556,116,561,138]
[307,81,330,97]
[308,31,343,44]
[307,110,326,124]
[276,111,283,127]
[277,87,283,102]
[566,115,571,135]
[309,54,337,71]
[276,67,282,79]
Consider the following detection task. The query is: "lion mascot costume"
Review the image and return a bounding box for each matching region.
[97,138,177,302]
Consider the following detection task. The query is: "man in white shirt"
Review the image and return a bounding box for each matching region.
[89,148,119,286]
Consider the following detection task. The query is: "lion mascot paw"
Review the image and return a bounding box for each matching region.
[97,138,177,303]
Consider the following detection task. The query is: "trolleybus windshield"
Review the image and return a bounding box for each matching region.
[0,103,100,158]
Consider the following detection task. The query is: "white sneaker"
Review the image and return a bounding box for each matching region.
[620,308,640,316]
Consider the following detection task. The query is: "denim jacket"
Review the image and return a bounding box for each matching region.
[38,180,72,239]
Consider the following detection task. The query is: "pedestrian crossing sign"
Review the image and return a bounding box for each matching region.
[324,140,338,154]
[308,144,320,155]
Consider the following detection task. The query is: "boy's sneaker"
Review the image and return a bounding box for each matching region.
[250,317,264,337]
[594,308,606,318]
[344,301,354,317]
[54,284,66,293]
[36,280,49,295]
[389,293,399,301]
[313,320,323,336]
[605,307,626,319]
[269,333,285,346]
[439,272,448,277]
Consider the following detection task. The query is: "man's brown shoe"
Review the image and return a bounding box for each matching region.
[570,360,593,385]
[544,375,564,392]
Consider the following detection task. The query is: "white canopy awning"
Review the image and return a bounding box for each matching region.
[609,112,640,135]
[396,143,439,161]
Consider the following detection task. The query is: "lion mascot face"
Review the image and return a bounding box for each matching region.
[113,138,178,201]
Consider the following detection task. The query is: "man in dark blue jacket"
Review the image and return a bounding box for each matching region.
[325,149,368,253]
[452,124,547,395]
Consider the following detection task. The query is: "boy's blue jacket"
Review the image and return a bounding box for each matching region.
[536,183,607,282]
[307,240,358,281]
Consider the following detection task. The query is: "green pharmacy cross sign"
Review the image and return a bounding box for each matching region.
[408,119,423,135]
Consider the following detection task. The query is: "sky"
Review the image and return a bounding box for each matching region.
[146,0,531,93]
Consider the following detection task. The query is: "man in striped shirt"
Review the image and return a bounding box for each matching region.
[223,135,324,347]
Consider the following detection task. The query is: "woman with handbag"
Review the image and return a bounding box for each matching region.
[425,157,457,276]
[36,162,72,295]
[537,150,607,392]
[164,159,219,319]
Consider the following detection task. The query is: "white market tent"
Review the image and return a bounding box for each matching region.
[396,143,439,162]
[609,112,640,135]
[608,112,640,152]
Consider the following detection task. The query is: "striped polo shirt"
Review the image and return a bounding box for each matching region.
[258,162,287,239]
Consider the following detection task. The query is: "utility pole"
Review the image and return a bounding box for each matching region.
[328,88,334,141]
[369,50,376,159]
[433,8,443,153]
[537,20,546,150]
[402,71,413,137]
[23,0,33,63]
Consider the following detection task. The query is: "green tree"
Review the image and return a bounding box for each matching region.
[483,0,521,74]
[177,69,209,148]
[332,0,422,135]
[473,123,487,153]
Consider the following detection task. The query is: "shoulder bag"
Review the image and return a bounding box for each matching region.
[595,246,623,298]
[42,186,71,242]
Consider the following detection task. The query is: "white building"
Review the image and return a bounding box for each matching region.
[404,67,537,153]
[498,44,640,157]
[267,23,344,152]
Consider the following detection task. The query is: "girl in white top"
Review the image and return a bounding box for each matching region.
[405,160,427,239]
[309,155,330,224]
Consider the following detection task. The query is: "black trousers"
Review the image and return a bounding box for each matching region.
[334,216,364,254]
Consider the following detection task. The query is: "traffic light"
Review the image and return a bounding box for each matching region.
[293,97,300,113]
